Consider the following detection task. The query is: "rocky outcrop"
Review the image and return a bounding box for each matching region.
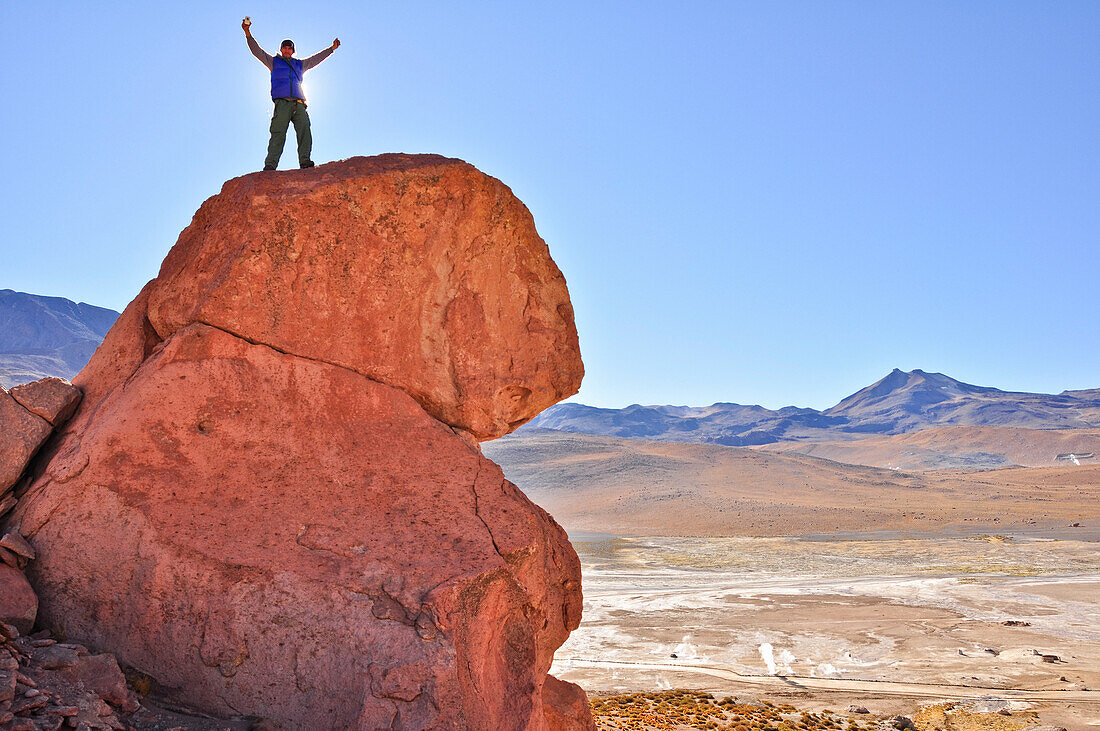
[1,528,258,730]
[1,379,81,518]
[9,155,590,729]
[0,530,192,730]
[9,378,83,427]
[0,391,52,499]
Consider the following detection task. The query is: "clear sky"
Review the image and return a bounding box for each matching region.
[3,2,1098,410]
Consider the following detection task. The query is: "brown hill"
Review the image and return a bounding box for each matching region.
[484,429,1100,536]
[757,425,1100,470]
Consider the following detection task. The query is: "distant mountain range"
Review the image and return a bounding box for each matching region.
[524,369,1100,445]
[0,289,119,388]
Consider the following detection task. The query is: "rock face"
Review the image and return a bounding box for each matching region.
[145,154,581,441]
[10,155,590,729]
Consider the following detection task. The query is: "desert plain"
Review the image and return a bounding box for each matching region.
[486,430,1100,729]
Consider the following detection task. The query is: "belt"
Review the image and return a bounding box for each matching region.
[276,97,307,104]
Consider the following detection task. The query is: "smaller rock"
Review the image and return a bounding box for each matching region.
[1002,620,1031,627]
[0,533,35,561]
[847,704,869,713]
[11,692,48,714]
[891,716,916,730]
[30,639,56,648]
[9,378,82,428]
[63,654,137,712]
[32,644,82,671]
[0,389,53,493]
[541,675,592,731]
[0,623,20,639]
[0,565,37,635]
[0,546,21,569]
[1040,654,1060,663]
[15,672,35,688]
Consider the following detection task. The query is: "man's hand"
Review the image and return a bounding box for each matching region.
[242,17,252,35]
[331,38,341,50]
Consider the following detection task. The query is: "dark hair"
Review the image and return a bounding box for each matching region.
[281,39,295,49]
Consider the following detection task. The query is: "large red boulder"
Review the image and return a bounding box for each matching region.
[11,156,591,729]
[145,153,582,441]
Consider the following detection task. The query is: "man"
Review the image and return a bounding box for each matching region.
[242,18,340,170]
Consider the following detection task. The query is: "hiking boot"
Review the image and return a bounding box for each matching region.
[300,161,315,169]
[263,165,276,171]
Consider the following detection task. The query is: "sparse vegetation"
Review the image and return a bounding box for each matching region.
[589,693,1047,731]
[589,690,872,730]
[912,702,1038,730]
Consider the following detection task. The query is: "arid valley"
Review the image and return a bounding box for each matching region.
[486,429,1100,729]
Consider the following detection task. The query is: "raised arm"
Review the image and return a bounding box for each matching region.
[242,18,274,71]
[302,38,340,71]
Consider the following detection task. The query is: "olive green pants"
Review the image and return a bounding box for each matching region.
[264,98,312,170]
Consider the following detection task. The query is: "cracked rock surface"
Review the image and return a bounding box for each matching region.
[8,155,590,730]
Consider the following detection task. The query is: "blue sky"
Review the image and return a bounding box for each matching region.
[3,2,1098,409]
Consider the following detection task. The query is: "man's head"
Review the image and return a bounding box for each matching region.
[280,39,295,58]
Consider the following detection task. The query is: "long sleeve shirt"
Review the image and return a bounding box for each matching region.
[246,35,334,72]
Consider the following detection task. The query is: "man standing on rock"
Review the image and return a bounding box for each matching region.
[242,17,340,170]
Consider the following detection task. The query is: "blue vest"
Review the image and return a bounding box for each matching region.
[270,56,305,100]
